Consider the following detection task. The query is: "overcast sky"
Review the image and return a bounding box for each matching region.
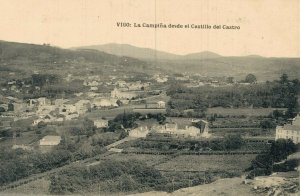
[0,0,299,57]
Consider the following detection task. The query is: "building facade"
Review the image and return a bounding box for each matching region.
[276,114,300,144]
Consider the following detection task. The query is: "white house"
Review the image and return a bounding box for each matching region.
[157,101,166,109]
[75,100,90,114]
[37,105,56,116]
[84,80,99,87]
[93,119,109,128]
[39,135,61,146]
[116,80,127,88]
[129,126,149,138]
[276,114,300,144]
[92,98,118,108]
[90,86,98,91]
[152,120,211,138]
[111,88,138,99]
[54,99,69,106]
[37,97,51,106]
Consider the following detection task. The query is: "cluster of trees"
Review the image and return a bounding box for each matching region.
[242,74,257,83]
[31,74,60,88]
[272,74,299,118]
[106,112,166,132]
[49,159,166,194]
[246,139,298,179]
[27,74,88,99]
[259,119,276,131]
[166,74,300,118]
[0,134,106,186]
[107,112,141,132]
[3,73,89,99]
[67,118,96,136]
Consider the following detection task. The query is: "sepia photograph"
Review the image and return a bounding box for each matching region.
[0,0,299,195]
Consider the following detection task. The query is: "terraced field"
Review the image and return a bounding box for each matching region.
[155,154,257,172]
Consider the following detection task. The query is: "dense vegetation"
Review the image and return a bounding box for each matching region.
[0,137,106,186]
[48,158,227,194]
[246,139,298,179]
[0,148,72,185]
[166,74,300,118]
[106,112,166,132]
[128,134,248,152]
[49,159,166,194]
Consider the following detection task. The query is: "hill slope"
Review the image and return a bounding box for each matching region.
[158,56,300,81]
[0,41,148,66]
[0,41,159,83]
[74,43,300,81]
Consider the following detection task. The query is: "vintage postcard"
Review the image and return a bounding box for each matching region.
[0,0,299,195]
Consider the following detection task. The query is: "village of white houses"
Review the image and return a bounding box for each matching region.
[0,1,300,195]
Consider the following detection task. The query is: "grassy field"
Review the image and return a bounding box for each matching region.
[206,107,286,117]
[155,154,257,172]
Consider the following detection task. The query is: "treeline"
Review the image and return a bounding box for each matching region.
[166,74,300,118]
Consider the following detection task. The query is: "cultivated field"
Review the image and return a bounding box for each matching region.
[206,107,285,117]
[133,108,166,114]
[155,154,257,172]
[103,153,170,167]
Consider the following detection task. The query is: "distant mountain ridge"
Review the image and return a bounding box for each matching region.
[1,40,299,82]
[184,51,222,59]
[72,43,224,60]
[73,43,300,81]
[72,43,180,60]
